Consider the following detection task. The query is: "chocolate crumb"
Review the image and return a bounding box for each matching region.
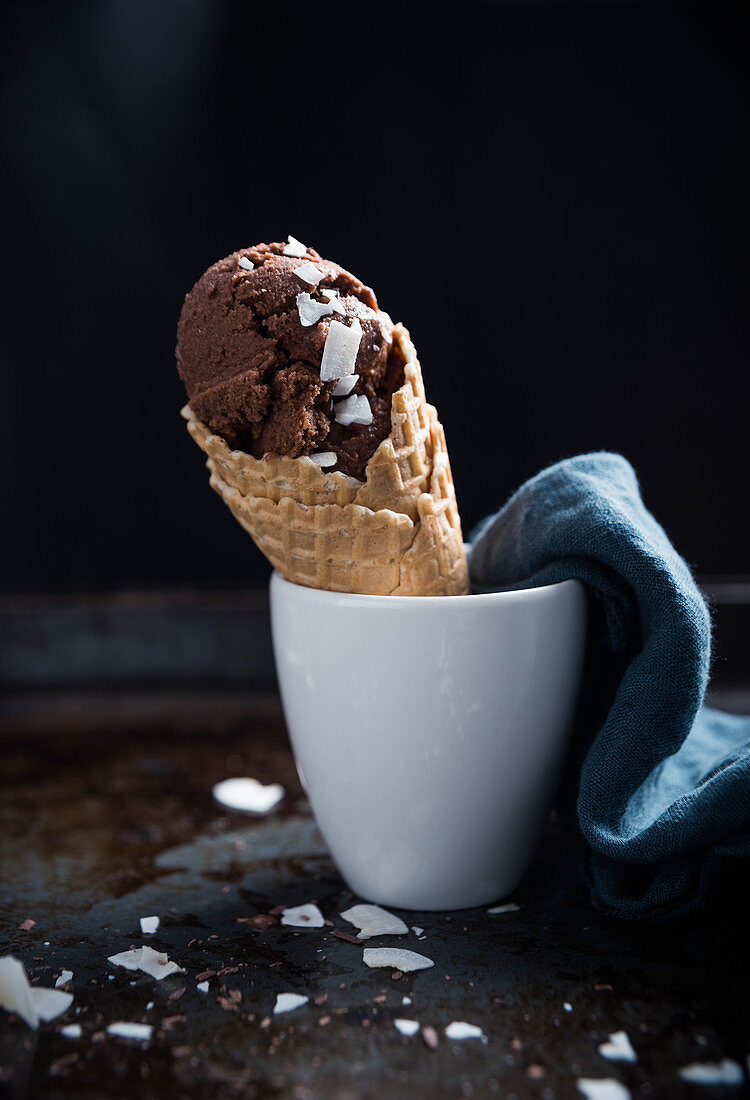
[18,919,36,931]
[248,914,278,930]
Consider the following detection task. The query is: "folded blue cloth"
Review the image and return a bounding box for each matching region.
[469,453,750,921]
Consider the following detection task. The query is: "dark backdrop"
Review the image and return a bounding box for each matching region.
[1,1,748,589]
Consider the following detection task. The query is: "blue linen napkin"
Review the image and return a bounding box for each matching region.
[468,452,750,921]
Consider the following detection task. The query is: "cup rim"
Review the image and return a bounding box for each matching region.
[270,570,581,608]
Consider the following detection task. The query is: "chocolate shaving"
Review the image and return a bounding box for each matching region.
[18,919,36,932]
[422,1026,439,1050]
[169,987,186,1002]
[161,1015,185,1031]
[196,969,215,982]
[331,931,361,944]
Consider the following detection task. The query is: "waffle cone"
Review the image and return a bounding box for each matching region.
[183,324,469,596]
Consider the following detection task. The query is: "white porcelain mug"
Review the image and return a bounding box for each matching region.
[270,572,586,911]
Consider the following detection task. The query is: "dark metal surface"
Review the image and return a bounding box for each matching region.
[1,701,749,1100]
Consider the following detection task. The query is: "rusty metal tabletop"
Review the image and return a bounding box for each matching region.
[1,691,749,1100]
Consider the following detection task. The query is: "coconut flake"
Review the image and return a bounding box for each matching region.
[394,1018,420,1037]
[29,987,73,1023]
[60,1023,82,1039]
[107,946,184,981]
[197,981,209,993]
[576,1080,632,1100]
[296,291,335,327]
[320,319,362,381]
[334,393,372,427]
[274,992,308,1015]
[341,904,408,940]
[598,1031,637,1063]
[107,1021,153,1043]
[238,256,254,271]
[308,452,337,467]
[445,1021,485,1042]
[564,1002,573,1012]
[55,970,73,988]
[140,916,160,935]
[487,902,520,914]
[331,374,358,397]
[280,903,325,929]
[411,926,424,937]
[402,996,412,1006]
[283,235,307,257]
[677,1059,745,1086]
[362,948,433,972]
[0,956,39,1028]
[212,777,285,815]
[294,261,325,286]
[320,288,346,315]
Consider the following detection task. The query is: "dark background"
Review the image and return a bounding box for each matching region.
[1,1,748,590]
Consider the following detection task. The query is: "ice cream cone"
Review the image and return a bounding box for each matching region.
[182,325,469,596]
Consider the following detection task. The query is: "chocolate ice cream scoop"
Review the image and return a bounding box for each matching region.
[176,240,403,479]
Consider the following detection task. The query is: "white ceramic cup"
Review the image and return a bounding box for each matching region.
[270,571,586,911]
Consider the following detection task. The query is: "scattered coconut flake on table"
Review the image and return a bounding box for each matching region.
[411,926,425,937]
[677,1059,745,1086]
[0,956,39,1028]
[140,916,160,935]
[362,948,434,972]
[445,1021,486,1042]
[238,256,254,271]
[197,981,209,993]
[283,234,307,258]
[341,904,408,940]
[212,777,284,815]
[487,902,520,914]
[55,970,73,988]
[394,1018,420,1037]
[107,1022,153,1043]
[60,1023,82,1039]
[296,291,335,327]
[308,452,337,467]
[335,394,372,427]
[29,987,73,1023]
[320,318,362,381]
[294,261,325,286]
[576,1079,632,1100]
[599,1031,637,1063]
[332,374,358,396]
[402,996,412,1006]
[107,946,184,981]
[564,1002,573,1012]
[274,993,308,1015]
[280,903,325,929]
